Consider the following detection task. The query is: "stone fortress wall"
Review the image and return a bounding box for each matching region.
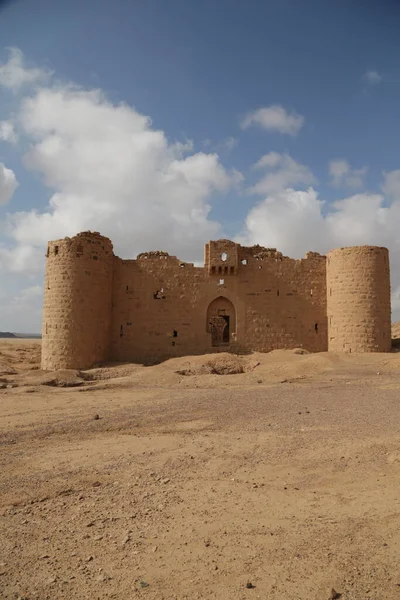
[41,231,392,370]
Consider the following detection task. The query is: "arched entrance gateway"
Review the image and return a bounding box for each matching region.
[206,297,236,347]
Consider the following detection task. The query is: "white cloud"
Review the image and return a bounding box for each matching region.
[382,170,400,200]
[364,70,382,85]
[329,159,367,190]
[250,152,316,195]
[0,62,241,276]
[0,47,52,92]
[0,284,42,333]
[0,120,17,143]
[238,183,400,318]
[0,163,18,205]
[241,105,304,136]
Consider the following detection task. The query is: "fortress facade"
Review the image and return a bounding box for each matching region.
[41,231,392,370]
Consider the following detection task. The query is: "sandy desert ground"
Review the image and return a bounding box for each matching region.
[2,340,400,599]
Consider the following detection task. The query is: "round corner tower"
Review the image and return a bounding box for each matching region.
[41,231,114,370]
[326,246,391,353]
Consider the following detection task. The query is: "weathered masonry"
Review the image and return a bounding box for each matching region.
[41,231,392,370]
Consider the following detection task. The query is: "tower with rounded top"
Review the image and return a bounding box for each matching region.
[41,231,114,370]
[327,246,391,353]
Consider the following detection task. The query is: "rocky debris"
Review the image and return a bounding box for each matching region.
[329,588,341,599]
[246,581,255,589]
[176,355,260,376]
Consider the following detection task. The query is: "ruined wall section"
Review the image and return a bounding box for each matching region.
[110,241,328,364]
[327,246,391,352]
[235,246,327,353]
[110,252,213,363]
[41,232,114,370]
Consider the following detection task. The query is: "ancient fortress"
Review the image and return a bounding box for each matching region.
[41,231,392,370]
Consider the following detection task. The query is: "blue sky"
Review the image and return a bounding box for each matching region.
[1,0,400,331]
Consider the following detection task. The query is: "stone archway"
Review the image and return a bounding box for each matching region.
[207,297,236,347]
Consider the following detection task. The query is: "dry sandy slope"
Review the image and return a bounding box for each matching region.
[2,340,400,599]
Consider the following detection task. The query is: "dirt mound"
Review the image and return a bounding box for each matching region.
[0,362,18,376]
[176,354,260,376]
[29,369,92,388]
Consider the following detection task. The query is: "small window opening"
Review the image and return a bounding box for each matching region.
[93,255,98,260]
[173,330,178,337]
[218,266,222,274]
[314,323,318,333]
[126,285,129,291]
[221,252,228,261]
[127,321,132,326]
[224,266,228,274]
[218,279,225,285]
[172,341,176,346]
[54,245,59,255]
[180,263,185,268]
[120,325,123,338]
[46,246,50,258]
[211,266,216,274]
[241,259,247,265]
[277,289,280,297]
[230,266,234,275]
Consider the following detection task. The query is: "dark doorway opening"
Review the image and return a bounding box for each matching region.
[222,315,230,343]
[207,296,236,348]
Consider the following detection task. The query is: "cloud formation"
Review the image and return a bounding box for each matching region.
[329,159,367,190]
[0,47,51,92]
[241,105,304,136]
[364,70,382,85]
[250,152,316,195]
[0,49,241,279]
[0,120,17,143]
[0,162,18,205]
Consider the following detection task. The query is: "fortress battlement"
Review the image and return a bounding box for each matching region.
[41,232,392,369]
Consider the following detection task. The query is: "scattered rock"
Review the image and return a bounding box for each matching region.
[329,588,341,599]
[162,478,170,484]
[93,414,100,420]
[246,582,255,589]
[140,581,149,588]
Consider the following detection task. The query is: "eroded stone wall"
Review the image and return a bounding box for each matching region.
[41,232,114,369]
[327,246,391,352]
[109,241,327,364]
